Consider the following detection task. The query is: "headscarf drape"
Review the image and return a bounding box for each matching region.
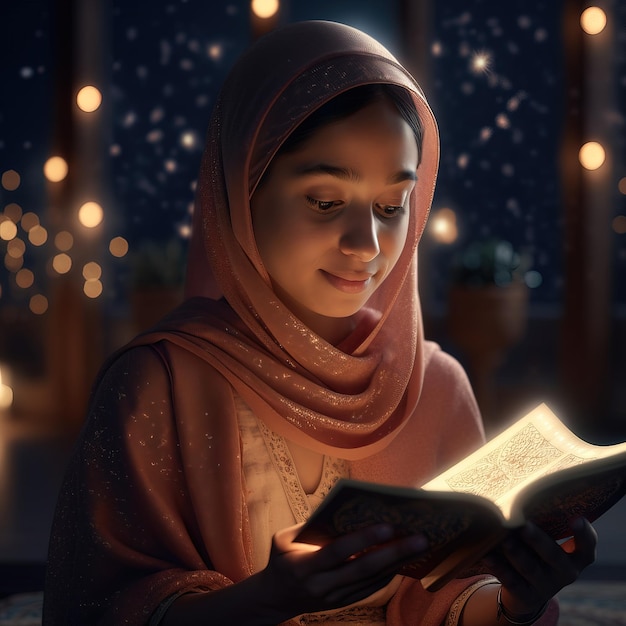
[154,19,441,460]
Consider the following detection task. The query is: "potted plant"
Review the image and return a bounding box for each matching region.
[130,238,186,331]
[446,239,531,430]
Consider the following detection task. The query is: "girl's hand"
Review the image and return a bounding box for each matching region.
[257,522,428,621]
[485,517,597,617]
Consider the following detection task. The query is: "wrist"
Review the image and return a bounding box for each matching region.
[497,586,548,625]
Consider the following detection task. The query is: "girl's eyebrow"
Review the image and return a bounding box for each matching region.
[294,163,417,184]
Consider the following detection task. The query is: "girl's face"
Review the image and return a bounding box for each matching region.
[251,97,419,344]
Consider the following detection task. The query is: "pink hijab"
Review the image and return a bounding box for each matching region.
[163,19,441,459]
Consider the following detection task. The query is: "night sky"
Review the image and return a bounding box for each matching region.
[1,0,624,314]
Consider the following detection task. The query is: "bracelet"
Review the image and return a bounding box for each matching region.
[496,586,549,625]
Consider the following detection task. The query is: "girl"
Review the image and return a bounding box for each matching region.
[43,20,596,625]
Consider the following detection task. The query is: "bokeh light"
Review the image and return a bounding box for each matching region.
[109,236,129,257]
[4,203,22,222]
[82,261,102,280]
[580,7,607,35]
[28,224,48,246]
[0,220,18,241]
[429,208,459,244]
[29,294,49,315]
[76,85,103,112]
[54,230,74,251]
[612,216,626,235]
[44,156,69,182]
[251,0,279,19]
[52,253,72,274]
[579,141,606,170]
[4,254,23,273]
[83,279,103,298]
[20,212,40,232]
[78,201,104,228]
[618,177,626,195]
[15,268,35,289]
[1,170,20,191]
[0,368,14,410]
[7,238,26,259]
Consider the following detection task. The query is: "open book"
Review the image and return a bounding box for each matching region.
[295,404,626,591]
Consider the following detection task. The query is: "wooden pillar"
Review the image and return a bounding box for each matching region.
[47,0,109,430]
[559,1,614,433]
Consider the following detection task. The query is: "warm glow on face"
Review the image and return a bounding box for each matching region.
[109,236,129,257]
[78,201,104,228]
[580,7,607,35]
[251,0,279,18]
[76,85,103,112]
[44,156,69,182]
[1,170,20,191]
[29,294,49,314]
[429,208,459,244]
[0,367,14,410]
[52,253,72,274]
[579,141,606,170]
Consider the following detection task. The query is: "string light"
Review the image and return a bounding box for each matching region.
[78,201,104,228]
[28,224,48,246]
[76,85,102,112]
[44,156,69,182]
[251,0,279,19]
[0,220,18,241]
[82,261,102,280]
[470,50,492,75]
[580,7,607,35]
[109,236,129,257]
[15,268,35,289]
[83,279,103,298]
[29,294,48,314]
[52,253,72,274]
[0,367,14,410]
[429,208,459,244]
[54,230,74,251]
[20,212,40,232]
[579,141,606,170]
[1,170,20,191]
[612,216,626,235]
[4,203,22,222]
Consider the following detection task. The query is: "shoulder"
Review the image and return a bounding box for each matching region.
[422,341,474,401]
[418,341,485,453]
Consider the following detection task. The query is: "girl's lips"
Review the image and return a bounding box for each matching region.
[321,270,373,294]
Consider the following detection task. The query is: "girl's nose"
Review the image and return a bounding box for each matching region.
[338,207,380,262]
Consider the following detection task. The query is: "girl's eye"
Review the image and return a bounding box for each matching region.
[305,196,340,212]
[377,204,405,218]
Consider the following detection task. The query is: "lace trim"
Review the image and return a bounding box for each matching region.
[296,605,386,624]
[445,578,499,626]
[256,415,348,523]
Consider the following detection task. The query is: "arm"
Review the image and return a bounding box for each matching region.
[161,524,429,625]
[459,518,597,625]
[44,346,232,625]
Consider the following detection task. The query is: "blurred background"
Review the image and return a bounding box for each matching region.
[0,0,625,602]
